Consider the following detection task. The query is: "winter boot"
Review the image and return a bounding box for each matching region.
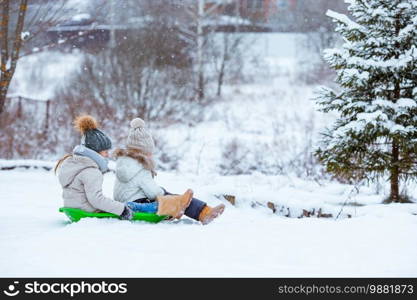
[198,204,225,225]
[156,189,193,219]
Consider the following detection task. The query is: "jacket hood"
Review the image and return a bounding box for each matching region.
[73,144,109,173]
[57,155,98,187]
[115,156,144,183]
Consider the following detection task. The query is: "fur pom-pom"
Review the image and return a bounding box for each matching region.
[73,115,98,134]
[130,118,145,129]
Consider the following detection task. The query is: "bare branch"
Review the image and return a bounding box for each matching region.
[9,0,28,75]
[1,0,9,73]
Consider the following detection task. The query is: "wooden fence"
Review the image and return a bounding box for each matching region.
[5,95,52,133]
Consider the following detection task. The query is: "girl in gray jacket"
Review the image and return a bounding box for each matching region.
[55,115,133,218]
[113,118,225,224]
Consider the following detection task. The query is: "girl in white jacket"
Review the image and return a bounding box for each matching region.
[113,118,225,225]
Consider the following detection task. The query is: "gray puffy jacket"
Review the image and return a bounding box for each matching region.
[113,156,164,203]
[57,155,125,215]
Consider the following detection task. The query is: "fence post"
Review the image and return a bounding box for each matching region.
[17,96,22,118]
[44,99,50,133]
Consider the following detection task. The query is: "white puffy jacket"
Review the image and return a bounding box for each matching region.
[113,156,164,203]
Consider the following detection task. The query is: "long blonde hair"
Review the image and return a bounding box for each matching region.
[54,154,72,174]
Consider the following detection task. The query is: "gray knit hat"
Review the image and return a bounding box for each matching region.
[74,115,112,153]
[126,118,154,154]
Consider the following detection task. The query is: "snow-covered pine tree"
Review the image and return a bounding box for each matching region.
[315,0,417,202]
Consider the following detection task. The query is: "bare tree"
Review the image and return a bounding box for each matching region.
[293,0,348,84]
[0,0,70,114]
[180,0,235,101]
[210,32,249,96]
[0,0,27,114]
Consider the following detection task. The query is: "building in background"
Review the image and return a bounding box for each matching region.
[217,0,298,23]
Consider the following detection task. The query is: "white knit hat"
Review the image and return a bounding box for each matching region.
[126,118,155,154]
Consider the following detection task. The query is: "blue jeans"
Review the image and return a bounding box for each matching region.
[126,201,158,213]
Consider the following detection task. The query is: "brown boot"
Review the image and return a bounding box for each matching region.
[156,189,193,219]
[198,204,225,225]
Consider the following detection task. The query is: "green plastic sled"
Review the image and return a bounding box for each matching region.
[59,207,167,223]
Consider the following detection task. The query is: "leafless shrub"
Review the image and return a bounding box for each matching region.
[0,109,59,159]
[217,115,327,179]
[218,138,252,175]
[218,137,283,176]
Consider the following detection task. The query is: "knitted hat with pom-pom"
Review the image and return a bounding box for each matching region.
[73,115,112,153]
[126,118,155,154]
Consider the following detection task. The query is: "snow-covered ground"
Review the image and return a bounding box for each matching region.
[1,169,416,277]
